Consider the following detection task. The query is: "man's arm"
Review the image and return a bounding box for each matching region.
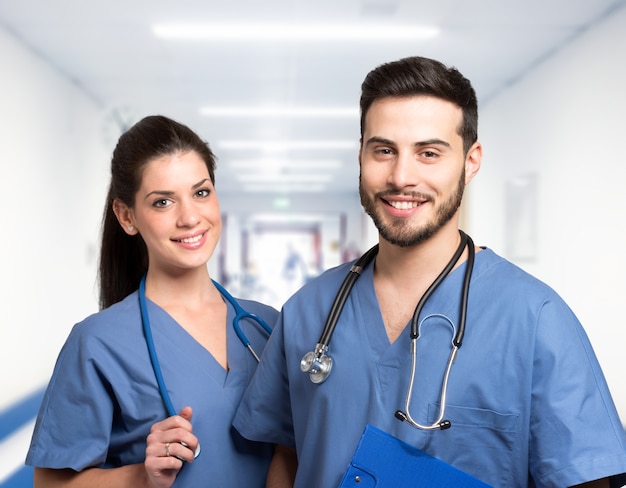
[266,444,298,488]
[571,477,610,488]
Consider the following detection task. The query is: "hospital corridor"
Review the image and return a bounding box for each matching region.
[2,1,626,486]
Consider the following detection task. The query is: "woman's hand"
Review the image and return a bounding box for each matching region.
[144,406,199,488]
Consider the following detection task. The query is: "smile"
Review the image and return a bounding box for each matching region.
[174,232,205,244]
[387,200,422,210]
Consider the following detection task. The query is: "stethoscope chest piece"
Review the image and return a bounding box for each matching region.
[300,343,333,383]
[300,245,379,384]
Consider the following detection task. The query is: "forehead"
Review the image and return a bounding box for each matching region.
[139,150,210,187]
[363,96,463,140]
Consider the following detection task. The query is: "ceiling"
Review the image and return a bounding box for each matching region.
[1,0,624,198]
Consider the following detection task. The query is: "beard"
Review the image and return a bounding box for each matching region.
[359,169,465,248]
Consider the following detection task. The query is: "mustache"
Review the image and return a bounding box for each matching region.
[375,189,434,202]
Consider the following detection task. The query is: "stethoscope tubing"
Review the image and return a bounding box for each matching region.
[301,230,475,432]
[139,276,177,417]
[139,275,272,416]
[398,233,475,430]
[211,280,272,361]
[410,231,472,344]
[319,244,379,346]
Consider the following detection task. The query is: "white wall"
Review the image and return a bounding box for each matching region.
[0,26,109,410]
[467,6,626,418]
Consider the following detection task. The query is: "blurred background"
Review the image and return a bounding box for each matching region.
[1,0,626,485]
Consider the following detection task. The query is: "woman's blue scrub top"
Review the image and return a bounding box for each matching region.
[234,248,626,487]
[27,291,277,487]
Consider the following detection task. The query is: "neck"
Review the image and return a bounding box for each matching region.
[375,227,465,288]
[144,268,220,308]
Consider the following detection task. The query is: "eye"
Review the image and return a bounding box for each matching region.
[420,150,439,160]
[372,146,395,159]
[195,188,211,198]
[152,198,172,208]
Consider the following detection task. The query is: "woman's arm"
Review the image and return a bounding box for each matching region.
[34,407,198,488]
[34,464,150,488]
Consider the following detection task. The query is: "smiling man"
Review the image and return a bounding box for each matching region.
[233,56,626,487]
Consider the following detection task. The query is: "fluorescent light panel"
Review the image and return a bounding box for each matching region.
[153,24,439,41]
[230,159,342,170]
[200,106,357,117]
[243,183,327,193]
[218,140,357,151]
[236,173,333,183]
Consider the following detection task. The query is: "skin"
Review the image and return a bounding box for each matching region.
[35,150,224,488]
[267,95,610,487]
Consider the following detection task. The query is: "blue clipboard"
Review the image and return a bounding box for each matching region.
[339,424,492,487]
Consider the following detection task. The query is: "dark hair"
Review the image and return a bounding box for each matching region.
[360,56,478,155]
[98,115,217,310]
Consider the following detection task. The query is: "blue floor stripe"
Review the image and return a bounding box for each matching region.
[0,466,33,488]
[0,389,44,487]
[0,387,45,442]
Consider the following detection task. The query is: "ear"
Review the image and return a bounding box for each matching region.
[358,139,363,167]
[112,199,138,235]
[464,141,482,185]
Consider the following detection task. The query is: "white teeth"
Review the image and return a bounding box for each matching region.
[179,234,203,243]
[389,201,420,210]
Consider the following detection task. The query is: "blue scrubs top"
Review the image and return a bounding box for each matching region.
[27,290,277,487]
[234,248,626,487]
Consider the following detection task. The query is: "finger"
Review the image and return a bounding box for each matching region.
[176,406,199,458]
[144,448,183,487]
[150,413,193,435]
[178,406,193,422]
[166,440,196,464]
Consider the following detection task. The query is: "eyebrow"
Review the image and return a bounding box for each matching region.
[144,178,212,200]
[192,178,211,189]
[364,136,451,149]
[364,136,395,146]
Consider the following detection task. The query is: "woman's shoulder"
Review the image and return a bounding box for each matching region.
[68,291,141,342]
[235,297,279,320]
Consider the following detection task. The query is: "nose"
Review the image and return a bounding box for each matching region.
[176,198,200,227]
[388,151,418,189]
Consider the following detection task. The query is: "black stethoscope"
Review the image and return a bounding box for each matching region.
[300,230,475,431]
[138,275,272,458]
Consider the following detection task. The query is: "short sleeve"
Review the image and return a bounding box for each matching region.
[26,325,116,470]
[233,311,296,448]
[529,298,626,486]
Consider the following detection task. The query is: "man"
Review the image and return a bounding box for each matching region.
[233,56,626,487]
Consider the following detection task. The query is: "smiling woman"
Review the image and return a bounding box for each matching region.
[24,115,278,488]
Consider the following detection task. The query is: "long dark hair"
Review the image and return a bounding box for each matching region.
[360,56,478,155]
[98,115,217,310]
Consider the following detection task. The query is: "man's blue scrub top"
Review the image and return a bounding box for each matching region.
[27,291,277,487]
[234,248,626,487]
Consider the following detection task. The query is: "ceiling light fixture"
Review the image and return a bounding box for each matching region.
[153,24,439,41]
[236,173,333,184]
[218,140,357,151]
[200,106,357,117]
[229,159,343,170]
[243,184,326,193]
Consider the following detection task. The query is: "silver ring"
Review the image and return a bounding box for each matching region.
[165,442,171,457]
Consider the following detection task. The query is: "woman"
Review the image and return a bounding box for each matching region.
[26,115,278,487]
